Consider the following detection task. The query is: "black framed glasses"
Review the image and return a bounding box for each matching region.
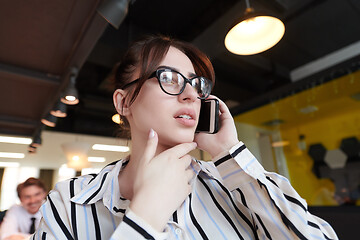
[122,68,213,99]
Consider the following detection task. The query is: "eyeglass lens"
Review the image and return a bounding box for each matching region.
[158,70,211,98]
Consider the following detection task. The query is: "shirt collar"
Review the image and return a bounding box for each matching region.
[190,158,217,179]
[70,159,129,215]
[70,157,217,215]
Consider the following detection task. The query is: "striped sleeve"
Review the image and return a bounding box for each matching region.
[213,142,339,240]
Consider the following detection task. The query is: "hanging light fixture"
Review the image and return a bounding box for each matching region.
[28,145,37,154]
[61,68,79,105]
[50,101,67,118]
[112,113,123,124]
[97,0,131,29]
[31,130,42,147]
[41,114,57,127]
[225,0,285,55]
[62,142,91,171]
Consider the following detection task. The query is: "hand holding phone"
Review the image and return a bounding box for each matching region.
[195,98,240,158]
[196,99,219,134]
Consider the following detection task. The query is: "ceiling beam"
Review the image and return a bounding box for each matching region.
[0,63,60,85]
[37,5,109,139]
[290,40,360,81]
[0,115,38,129]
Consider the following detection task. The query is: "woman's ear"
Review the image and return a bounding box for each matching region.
[113,89,131,116]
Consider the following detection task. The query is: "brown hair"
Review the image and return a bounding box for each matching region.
[112,35,215,131]
[17,177,46,198]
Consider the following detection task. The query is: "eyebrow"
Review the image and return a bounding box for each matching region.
[157,65,197,78]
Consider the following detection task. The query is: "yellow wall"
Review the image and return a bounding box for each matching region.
[280,108,360,205]
[234,70,360,205]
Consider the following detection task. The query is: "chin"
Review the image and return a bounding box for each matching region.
[27,209,38,214]
[170,128,195,144]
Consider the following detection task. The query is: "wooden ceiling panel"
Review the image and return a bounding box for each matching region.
[0,0,101,74]
[0,73,58,119]
[0,0,108,137]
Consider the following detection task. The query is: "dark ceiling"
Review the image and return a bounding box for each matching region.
[1,0,360,140]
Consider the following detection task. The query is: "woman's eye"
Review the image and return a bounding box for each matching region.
[163,76,172,83]
[161,73,177,85]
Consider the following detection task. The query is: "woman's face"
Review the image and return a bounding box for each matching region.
[128,46,201,147]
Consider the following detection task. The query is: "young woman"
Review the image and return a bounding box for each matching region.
[32,36,338,240]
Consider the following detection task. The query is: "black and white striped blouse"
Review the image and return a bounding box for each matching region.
[32,142,338,240]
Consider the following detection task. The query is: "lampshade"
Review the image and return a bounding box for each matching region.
[28,145,37,154]
[225,8,285,55]
[62,142,91,171]
[97,0,130,29]
[61,86,79,105]
[50,101,67,118]
[41,114,57,127]
[61,68,79,105]
[31,131,42,147]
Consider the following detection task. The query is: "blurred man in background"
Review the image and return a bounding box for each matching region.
[0,178,47,240]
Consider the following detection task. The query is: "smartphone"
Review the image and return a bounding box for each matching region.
[196,99,219,134]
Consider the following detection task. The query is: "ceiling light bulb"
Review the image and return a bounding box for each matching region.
[61,96,79,105]
[65,95,76,101]
[61,94,79,105]
[62,141,91,171]
[61,68,79,105]
[225,9,285,55]
[112,113,123,124]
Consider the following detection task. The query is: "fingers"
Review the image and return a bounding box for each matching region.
[180,154,193,169]
[163,142,197,158]
[142,129,158,164]
[208,95,232,120]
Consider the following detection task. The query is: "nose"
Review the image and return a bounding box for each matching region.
[179,82,198,102]
[29,195,36,203]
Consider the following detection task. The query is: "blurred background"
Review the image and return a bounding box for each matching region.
[0,0,360,237]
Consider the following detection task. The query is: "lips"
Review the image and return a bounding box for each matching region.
[174,108,196,120]
[174,108,197,127]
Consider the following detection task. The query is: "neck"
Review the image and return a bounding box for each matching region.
[118,130,169,200]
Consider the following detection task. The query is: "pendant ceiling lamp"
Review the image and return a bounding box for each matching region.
[41,114,57,127]
[61,68,79,105]
[50,101,67,118]
[112,113,123,125]
[31,130,42,147]
[225,0,285,55]
[62,142,91,171]
[97,0,131,29]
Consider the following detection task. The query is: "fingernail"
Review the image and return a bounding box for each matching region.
[193,142,197,147]
[149,128,155,138]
